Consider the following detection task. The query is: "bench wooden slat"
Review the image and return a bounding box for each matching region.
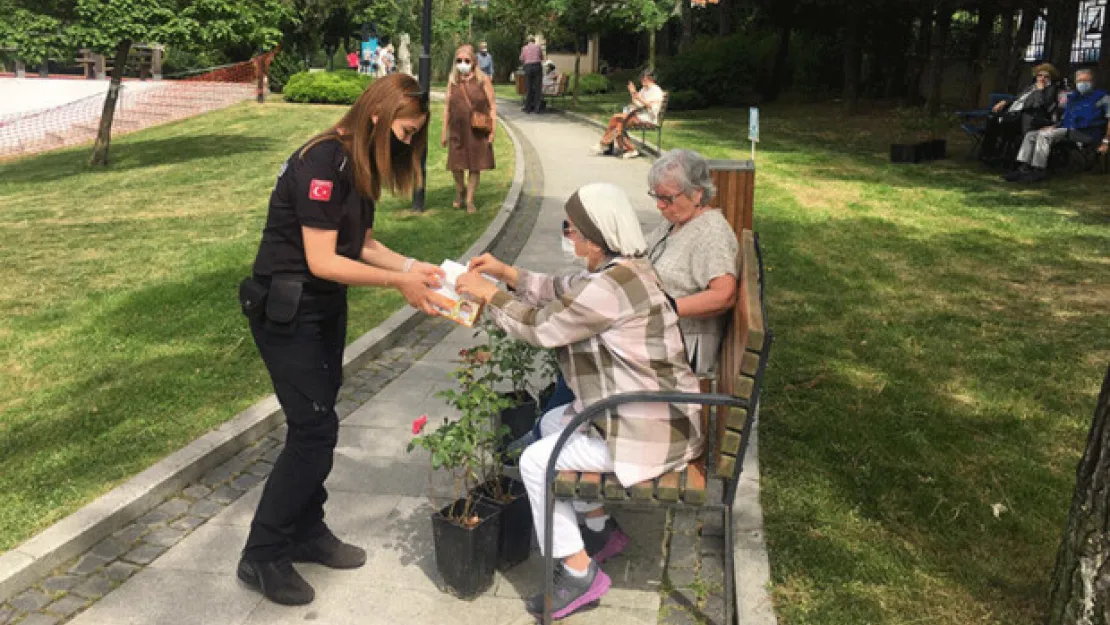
[740,230,765,351]
[656,472,681,502]
[683,459,707,505]
[579,472,601,500]
[603,474,626,500]
[555,471,579,497]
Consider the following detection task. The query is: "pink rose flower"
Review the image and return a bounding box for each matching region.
[412,414,428,435]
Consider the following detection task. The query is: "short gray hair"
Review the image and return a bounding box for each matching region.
[647,149,716,204]
[1076,68,1095,81]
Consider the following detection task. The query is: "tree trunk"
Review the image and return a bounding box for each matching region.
[965,7,996,108]
[906,9,934,105]
[719,0,732,37]
[572,43,582,106]
[679,0,694,53]
[1007,6,1039,94]
[89,39,131,167]
[765,24,791,103]
[926,6,953,118]
[1048,0,1080,79]
[843,11,862,114]
[995,8,1016,94]
[649,30,657,71]
[1046,363,1110,625]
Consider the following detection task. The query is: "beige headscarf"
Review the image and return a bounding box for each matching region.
[564,182,647,257]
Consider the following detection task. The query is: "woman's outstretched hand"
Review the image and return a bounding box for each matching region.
[397,271,443,315]
[456,271,499,304]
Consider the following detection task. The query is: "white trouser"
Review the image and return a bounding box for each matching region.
[1016,127,1069,169]
[519,405,612,558]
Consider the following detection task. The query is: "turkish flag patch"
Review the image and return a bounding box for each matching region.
[308,179,333,201]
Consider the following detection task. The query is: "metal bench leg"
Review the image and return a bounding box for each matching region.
[724,504,736,625]
[544,482,555,625]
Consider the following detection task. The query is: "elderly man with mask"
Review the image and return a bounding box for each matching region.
[476,41,494,79]
[1005,68,1110,182]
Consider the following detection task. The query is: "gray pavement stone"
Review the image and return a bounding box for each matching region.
[699,554,724,586]
[121,543,166,566]
[699,535,725,555]
[199,462,239,487]
[102,562,139,583]
[209,485,245,505]
[181,484,212,500]
[40,574,81,594]
[136,508,173,527]
[15,614,60,625]
[111,524,146,545]
[230,473,263,492]
[45,593,87,618]
[168,516,207,533]
[67,554,110,576]
[188,499,224,519]
[668,534,698,569]
[666,567,696,588]
[659,598,698,625]
[143,527,187,548]
[262,445,282,463]
[703,595,726,625]
[10,588,50,612]
[71,575,114,600]
[672,512,699,534]
[245,461,272,477]
[0,605,11,625]
[89,538,129,561]
[155,498,190,518]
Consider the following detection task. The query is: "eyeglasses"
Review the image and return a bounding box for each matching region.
[1037,73,1051,78]
[455,58,470,64]
[648,190,680,206]
[561,219,579,239]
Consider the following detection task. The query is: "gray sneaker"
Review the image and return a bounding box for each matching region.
[525,559,611,619]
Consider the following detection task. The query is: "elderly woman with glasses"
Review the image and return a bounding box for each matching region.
[981,63,1060,164]
[645,148,739,375]
[455,183,704,620]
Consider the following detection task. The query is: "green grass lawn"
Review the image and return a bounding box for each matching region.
[0,101,513,551]
[534,87,1109,624]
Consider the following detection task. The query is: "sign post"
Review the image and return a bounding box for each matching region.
[748,107,759,161]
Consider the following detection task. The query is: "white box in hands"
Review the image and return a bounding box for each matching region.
[427,260,495,327]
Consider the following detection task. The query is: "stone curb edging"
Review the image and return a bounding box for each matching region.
[0,106,529,604]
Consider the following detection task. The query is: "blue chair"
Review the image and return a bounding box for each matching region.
[956,92,1013,158]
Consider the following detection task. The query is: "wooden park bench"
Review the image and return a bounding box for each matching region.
[622,91,670,153]
[540,160,771,625]
[540,73,570,110]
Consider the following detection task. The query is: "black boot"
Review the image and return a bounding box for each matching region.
[290,531,366,569]
[237,557,314,606]
[1003,163,1031,182]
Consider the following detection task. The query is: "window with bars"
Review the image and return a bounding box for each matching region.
[1023,0,1105,63]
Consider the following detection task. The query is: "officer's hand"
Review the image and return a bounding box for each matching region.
[468,253,507,281]
[398,272,442,316]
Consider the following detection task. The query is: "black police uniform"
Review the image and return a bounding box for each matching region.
[239,138,374,561]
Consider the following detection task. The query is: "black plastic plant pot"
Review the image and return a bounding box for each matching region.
[432,498,501,599]
[890,143,923,163]
[499,390,539,443]
[926,138,947,160]
[477,477,533,570]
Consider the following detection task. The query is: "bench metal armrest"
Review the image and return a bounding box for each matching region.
[540,390,749,624]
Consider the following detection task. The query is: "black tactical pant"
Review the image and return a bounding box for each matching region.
[243,298,347,561]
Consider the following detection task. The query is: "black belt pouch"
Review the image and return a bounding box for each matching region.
[238,277,269,321]
[265,277,303,335]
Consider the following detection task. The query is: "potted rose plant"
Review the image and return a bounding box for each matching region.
[407,348,510,598]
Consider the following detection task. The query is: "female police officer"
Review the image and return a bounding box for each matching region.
[237,73,442,606]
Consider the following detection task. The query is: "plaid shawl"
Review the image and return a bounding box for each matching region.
[486,257,704,486]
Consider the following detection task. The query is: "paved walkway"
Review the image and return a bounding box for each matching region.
[4,105,761,625]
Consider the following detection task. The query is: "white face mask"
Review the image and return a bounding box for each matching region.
[561,236,579,262]
[456,62,472,74]
[1076,81,1093,94]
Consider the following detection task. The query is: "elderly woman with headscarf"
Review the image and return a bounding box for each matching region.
[456,183,704,620]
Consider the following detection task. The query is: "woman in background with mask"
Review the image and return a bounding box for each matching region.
[455,183,703,620]
[443,44,496,214]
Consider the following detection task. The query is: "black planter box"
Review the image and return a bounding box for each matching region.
[923,138,947,160]
[890,143,923,163]
[432,498,501,599]
[477,477,533,570]
[498,391,539,445]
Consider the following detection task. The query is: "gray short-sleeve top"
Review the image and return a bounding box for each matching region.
[645,209,739,375]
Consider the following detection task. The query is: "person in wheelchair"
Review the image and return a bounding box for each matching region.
[1005,68,1110,183]
[980,63,1060,164]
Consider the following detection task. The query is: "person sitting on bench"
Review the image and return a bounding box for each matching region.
[590,69,664,159]
[980,63,1060,164]
[1005,68,1110,183]
[455,183,704,621]
[541,60,563,96]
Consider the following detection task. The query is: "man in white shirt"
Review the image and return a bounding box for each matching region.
[590,69,664,159]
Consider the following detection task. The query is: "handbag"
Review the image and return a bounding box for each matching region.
[459,81,494,134]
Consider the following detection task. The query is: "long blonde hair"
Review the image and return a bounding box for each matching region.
[448,44,488,86]
[301,73,428,201]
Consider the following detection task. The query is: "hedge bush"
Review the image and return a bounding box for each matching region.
[574,73,611,95]
[667,89,709,111]
[283,70,372,105]
[268,49,306,94]
[656,34,760,107]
